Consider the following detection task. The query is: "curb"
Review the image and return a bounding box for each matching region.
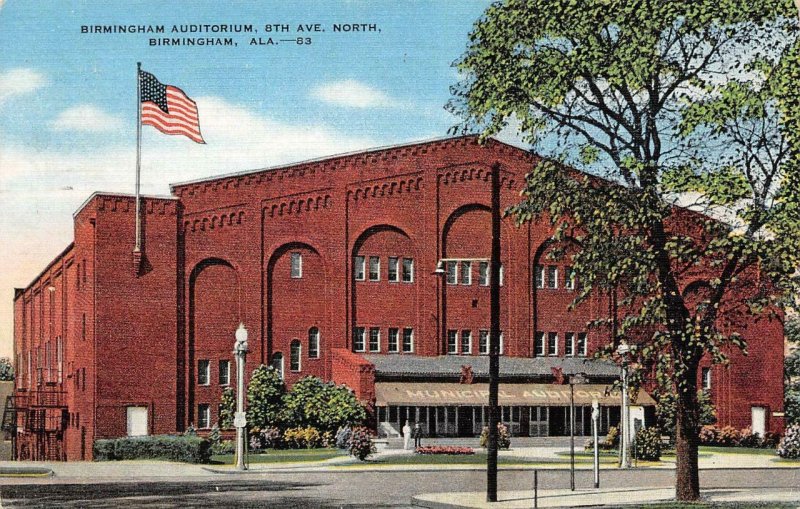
[0,467,54,477]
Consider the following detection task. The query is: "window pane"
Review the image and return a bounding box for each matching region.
[479,262,489,286]
[447,330,458,354]
[460,261,472,285]
[402,258,414,283]
[548,332,558,356]
[369,256,380,281]
[219,360,230,385]
[402,328,414,352]
[565,333,574,356]
[565,267,576,290]
[290,252,302,278]
[461,330,472,354]
[535,332,545,356]
[354,256,365,281]
[479,330,489,354]
[388,328,399,352]
[369,327,381,352]
[198,404,210,429]
[577,333,587,356]
[547,266,558,289]
[271,353,284,379]
[353,327,365,352]
[446,261,458,285]
[309,328,320,358]
[197,360,210,385]
[290,341,301,371]
[388,257,399,282]
[535,265,544,288]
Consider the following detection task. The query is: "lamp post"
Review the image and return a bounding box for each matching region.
[433,164,501,502]
[592,399,600,488]
[569,372,588,491]
[234,323,249,471]
[616,343,631,469]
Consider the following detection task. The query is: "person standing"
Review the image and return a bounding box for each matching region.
[413,422,423,448]
[402,420,412,450]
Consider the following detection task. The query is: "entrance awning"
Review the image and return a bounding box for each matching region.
[375,382,655,407]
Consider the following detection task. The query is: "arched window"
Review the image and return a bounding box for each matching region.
[290,340,301,372]
[308,327,320,359]
[271,352,284,379]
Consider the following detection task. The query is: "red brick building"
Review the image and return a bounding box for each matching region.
[11,136,784,460]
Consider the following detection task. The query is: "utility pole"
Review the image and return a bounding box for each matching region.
[487,162,501,502]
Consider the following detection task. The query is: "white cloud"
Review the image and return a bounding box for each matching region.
[310,79,397,108]
[50,104,124,132]
[0,68,46,106]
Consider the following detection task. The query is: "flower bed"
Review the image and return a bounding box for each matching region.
[415,445,475,455]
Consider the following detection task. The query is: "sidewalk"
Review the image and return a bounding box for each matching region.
[411,487,800,509]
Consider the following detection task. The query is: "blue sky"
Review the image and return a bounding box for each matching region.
[0,1,515,357]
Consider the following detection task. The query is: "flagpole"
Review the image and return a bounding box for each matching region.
[135,62,142,255]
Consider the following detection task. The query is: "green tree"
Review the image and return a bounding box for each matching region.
[279,376,366,434]
[451,0,800,500]
[219,387,235,429]
[0,358,13,381]
[786,319,800,425]
[246,365,285,430]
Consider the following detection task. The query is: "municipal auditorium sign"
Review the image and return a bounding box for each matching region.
[374,382,656,407]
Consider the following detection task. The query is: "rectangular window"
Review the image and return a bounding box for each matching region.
[126,406,148,437]
[702,367,712,390]
[197,404,211,429]
[499,264,504,286]
[500,332,504,355]
[354,256,366,281]
[565,267,576,290]
[460,261,472,285]
[369,256,380,281]
[447,330,458,354]
[290,252,303,278]
[290,341,301,372]
[446,261,458,285]
[402,328,414,353]
[369,327,381,352]
[388,257,399,282]
[461,330,472,354]
[479,262,489,286]
[548,332,558,356]
[535,332,545,357]
[197,360,210,386]
[535,265,545,289]
[308,328,320,358]
[388,328,399,352]
[565,332,575,356]
[402,258,414,283]
[353,327,366,352]
[479,330,489,355]
[547,266,558,289]
[219,360,230,386]
[577,332,588,356]
[57,336,63,383]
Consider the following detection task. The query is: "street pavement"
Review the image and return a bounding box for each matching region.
[0,446,798,507]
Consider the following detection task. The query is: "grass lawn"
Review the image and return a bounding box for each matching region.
[211,448,345,464]
[697,446,778,456]
[624,503,796,508]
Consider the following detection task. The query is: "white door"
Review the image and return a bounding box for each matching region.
[751,406,767,437]
[127,406,149,437]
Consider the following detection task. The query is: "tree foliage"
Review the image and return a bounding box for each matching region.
[786,319,800,425]
[246,365,285,430]
[279,376,367,434]
[0,358,13,381]
[450,0,800,500]
[219,387,235,429]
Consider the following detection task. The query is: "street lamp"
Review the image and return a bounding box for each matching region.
[591,399,600,488]
[569,372,588,491]
[616,343,632,469]
[234,323,249,471]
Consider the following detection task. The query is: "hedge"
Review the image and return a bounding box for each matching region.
[93,435,212,463]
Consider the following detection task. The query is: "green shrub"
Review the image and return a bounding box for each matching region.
[335,426,352,449]
[633,427,662,461]
[93,435,211,463]
[348,426,376,461]
[212,439,235,455]
[762,431,781,449]
[279,376,367,434]
[699,424,718,444]
[219,387,235,429]
[716,426,741,446]
[738,427,761,448]
[778,424,800,459]
[93,439,116,461]
[283,426,323,449]
[479,423,511,450]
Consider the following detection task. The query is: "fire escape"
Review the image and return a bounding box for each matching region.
[13,378,68,461]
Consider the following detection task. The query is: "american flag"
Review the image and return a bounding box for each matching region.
[139,70,205,144]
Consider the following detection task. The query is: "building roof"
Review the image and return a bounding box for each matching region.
[362,354,621,380]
